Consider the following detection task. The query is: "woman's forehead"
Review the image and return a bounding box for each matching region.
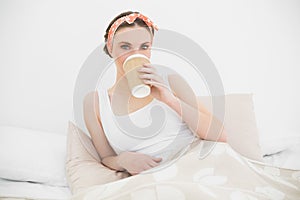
[113,27,152,44]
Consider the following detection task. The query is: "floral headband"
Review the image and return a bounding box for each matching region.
[106,13,158,53]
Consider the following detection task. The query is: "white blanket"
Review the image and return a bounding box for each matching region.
[71,140,300,200]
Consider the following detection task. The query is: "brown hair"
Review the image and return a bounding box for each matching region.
[103,11,155,57]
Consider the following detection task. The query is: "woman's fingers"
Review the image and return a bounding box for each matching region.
[138,63,157,74]
[145,164,153,171]
[148,160,160,167]
[144,162,159,171]
[138,65,166,87]
[147,157,162,168]
[122,152,163,173]
[139,73,165,84]
[139,73,157,81]
[126,155,162,175]
[138,66,155,74]
[143,63,156,70]
[143,79,169,90]
[152,157,162,163]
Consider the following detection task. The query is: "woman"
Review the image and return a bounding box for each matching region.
[83,11,227,176]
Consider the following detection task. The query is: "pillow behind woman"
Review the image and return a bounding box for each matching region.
[65,121,130,194]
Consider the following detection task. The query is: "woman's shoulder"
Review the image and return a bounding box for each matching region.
[84,90,101,104]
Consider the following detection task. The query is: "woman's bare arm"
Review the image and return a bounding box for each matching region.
[83,91,124,171]
[167,74,227,142]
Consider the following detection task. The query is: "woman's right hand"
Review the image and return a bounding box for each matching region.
[117,151,162,175]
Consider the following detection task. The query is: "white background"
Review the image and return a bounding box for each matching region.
[0,0,299,140]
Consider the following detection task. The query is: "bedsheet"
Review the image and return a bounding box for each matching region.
[261,134,300,170]
[0,178,71,200]
[71,140,300,200]
[263,144,300,171]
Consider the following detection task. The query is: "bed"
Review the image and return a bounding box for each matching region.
[1,139,299,200]
[1,94,300,199]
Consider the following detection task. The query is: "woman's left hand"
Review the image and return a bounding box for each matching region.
[138,64,175,104]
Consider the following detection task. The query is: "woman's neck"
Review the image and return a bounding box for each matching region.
[116,67,125,83]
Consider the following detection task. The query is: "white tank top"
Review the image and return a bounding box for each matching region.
[97,70,197,164]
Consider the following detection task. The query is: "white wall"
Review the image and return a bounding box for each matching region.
[0,0,299,139]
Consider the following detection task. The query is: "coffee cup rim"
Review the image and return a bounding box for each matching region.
[123,54,150,68]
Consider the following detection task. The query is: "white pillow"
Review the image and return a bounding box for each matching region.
[0,125,67,186]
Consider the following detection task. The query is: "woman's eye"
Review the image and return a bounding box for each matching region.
[120,45,130,50]
[141,44,149,50]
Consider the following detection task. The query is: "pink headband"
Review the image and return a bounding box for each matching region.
[106,13,158,53]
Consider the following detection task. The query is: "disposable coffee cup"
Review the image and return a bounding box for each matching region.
[123,54,151,98]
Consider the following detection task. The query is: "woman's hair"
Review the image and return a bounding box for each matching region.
[103,11,155,57]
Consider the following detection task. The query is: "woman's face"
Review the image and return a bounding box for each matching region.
[110,26,153,69]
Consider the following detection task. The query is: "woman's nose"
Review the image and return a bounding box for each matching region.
[131,47,142,54]
[127,49,142,57]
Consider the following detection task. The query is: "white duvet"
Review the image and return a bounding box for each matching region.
[71,140,300,200]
